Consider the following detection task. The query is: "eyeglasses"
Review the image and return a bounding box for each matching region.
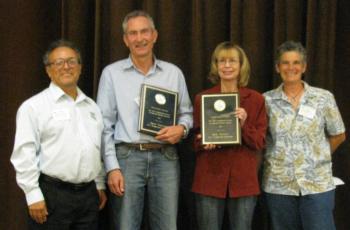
[47,58,80,68]
[217,58,239,66]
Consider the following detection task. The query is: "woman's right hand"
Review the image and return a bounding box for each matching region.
[197,134,217,150]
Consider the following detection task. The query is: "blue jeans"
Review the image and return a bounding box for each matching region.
[110,145,180,230]
[195,194,257,230]
[264,190,336,230]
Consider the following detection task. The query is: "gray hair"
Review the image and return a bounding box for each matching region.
[122,10,155,33]
[43,39,81,66]
[275,41,307,64]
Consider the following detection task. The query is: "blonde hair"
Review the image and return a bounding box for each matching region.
[209,41,250,87]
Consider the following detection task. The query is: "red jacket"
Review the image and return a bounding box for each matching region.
[191,85,267,198]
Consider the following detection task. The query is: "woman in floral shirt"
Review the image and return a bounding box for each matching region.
[263,41,346,230]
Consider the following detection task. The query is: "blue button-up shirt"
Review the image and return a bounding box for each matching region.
[97,57,193,172]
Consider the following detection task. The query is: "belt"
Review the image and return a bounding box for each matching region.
[118,143,168,151]
[39,174,94,191]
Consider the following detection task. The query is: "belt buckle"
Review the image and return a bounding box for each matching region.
[139,144,147,151]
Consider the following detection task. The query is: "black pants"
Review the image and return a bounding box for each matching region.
[28,175,99,230]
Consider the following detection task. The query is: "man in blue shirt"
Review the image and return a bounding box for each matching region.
[97,10,193,230]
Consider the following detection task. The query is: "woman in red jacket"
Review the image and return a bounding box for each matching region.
[192,41,267,230]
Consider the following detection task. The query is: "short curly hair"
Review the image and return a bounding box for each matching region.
[275,40,307,65]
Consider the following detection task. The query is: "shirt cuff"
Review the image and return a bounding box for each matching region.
[95,181,106,190]
[104,153,120,173]
[26,188,44,206]
[179,123,189,138]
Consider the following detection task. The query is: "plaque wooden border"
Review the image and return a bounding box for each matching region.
[201,93,241,145]
[138,84,178,136]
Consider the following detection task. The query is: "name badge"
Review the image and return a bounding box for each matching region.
[298,105,316,119]
[52,109,70,121]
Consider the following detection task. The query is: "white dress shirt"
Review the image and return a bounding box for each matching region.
[11,83,105,205]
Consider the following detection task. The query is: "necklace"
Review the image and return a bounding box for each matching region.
[285,87,304,102]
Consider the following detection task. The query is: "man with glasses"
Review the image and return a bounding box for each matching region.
[97,10,193,230]
[11,39,107,229]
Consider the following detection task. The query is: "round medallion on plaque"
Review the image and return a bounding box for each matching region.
[214,99,226,112]
[155,93,166,105]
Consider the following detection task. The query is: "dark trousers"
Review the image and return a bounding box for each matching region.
[28,175,99,230]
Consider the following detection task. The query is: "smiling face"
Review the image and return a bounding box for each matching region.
[123,16,158,60]
[45,46,81,90]
[217,48,241,83]
[276,51,307,84]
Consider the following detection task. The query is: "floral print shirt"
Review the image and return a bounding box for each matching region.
[262,82,345,195]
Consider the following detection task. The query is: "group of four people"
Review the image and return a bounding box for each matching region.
[11,10,345,230]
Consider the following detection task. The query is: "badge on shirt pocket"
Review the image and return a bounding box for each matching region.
[298,105,316,119]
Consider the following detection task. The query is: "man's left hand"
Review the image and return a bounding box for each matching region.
[97,190,107,210]
[155,125,184,144]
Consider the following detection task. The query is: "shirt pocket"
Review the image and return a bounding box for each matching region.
[161,146,179,160]
[42,109,71,138]
[116,145,131,159]
[84,111,103,150]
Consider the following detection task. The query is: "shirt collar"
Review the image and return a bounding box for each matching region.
[49,82,87,103]
[272,81,310,100]
[238,87,251,100]
[216,84,251,100]
[122,55,163,74]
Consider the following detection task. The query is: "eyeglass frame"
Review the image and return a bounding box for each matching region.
[46,57,81,68]
[217,58,240,66]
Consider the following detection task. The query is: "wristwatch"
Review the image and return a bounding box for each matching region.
[180,124,188,138]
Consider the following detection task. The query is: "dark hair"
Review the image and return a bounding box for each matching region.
[43,39,81,66]
[275,41,307,64]
[122,10,155,33]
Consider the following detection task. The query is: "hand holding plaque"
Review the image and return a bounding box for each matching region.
[138,84,178,136]
[201,93,241,145]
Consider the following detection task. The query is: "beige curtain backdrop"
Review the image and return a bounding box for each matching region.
[1,0,349,229]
